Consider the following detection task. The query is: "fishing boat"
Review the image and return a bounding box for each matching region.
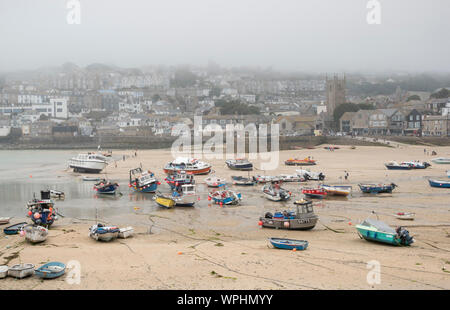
[165,171,195,190]
[83,176,101,182]
[93,179,119,195]
[129,167,159,193]
[118,227,134,239]
[401,161,431,169]
[89,224,120,242]
[49,189,65,199]
[208,190,242,205]
[3,222,27,235]
[385,161,412,170]
[321,185,352,197]
[23,224,48,244]
[277,174,305,182]
[284,158,316,166]
[164,157,212,175]
[431,157,450,164]
[262,183,291,201]
[0,217,11,225]
[428,179,450,188]
[231,176,255,186]
[68,153,108,173]
[26,191,58,227]
[394,212,415,221]
[153,192,176,208]
[269,238,309,251]
[172,184,198,207]
[358,183,397,194]
[252,175,279,184]
[259,199,318,230]
[302,188,327,199]
[8,264,35,279]
[225,159,253,171]
[205,175,227,188]
[356,218,413,246]
[295,169,325,181]
[0,266,8,279]
[35,262,66,279]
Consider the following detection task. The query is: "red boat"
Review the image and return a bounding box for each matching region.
[302,188,327,199]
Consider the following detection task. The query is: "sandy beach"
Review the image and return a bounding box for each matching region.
[1,143,450,290]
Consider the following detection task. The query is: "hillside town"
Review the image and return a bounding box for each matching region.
[0,63,449,145]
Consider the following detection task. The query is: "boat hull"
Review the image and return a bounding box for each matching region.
[269,238,308,250]
[356,225,401,246]
[385,165,411,170]
[35,262,66,279]
[132,182,158,193]
[260,217,317,230]
[154,196,176,208]
[164,166,211,175]
[428,179,450,188]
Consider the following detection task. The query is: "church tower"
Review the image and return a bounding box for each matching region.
[326,74,346,117]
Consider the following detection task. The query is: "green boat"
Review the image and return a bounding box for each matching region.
[356,218,413,246]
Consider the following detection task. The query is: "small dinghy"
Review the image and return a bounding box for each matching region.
[153,192,176,208]
[3,222,27,235]
[208,190,242,205]
[359,183,397,194]
[231,176,255,186]
[8,263,35,279]
[269,238,309,251]
[431,157,450,164]
[83,176,101,182]
[35,262,66,279]
[428,179,450,188]
[94,179,119,195]
[302,188,327,199]
[23,224,48,244]
[262,183,291,201]
[89,224,120,242]
[205,175,227,188]
[49,190,65,200]
[118,227,134,239]
[0,217,11,225]
[394,212,415,221]
[0,265,8,279]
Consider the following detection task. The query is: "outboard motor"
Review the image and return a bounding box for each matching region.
[265,212,273,219]
[396,227,413,245]
[40,190,51,200]
[318,173,325,181]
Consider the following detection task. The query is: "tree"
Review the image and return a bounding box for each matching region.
[406,95,421,102]
[430,88,450,99]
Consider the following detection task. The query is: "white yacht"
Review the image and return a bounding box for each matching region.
[68,153,108,173]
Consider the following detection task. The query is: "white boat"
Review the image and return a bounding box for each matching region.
[23,225,48,243]
[431,157,450,164]
[321,185,352,197]
[49,189,65,199]
[0,265,8,279]
[252,175,279,183]
[295,169,325,181]
[118,227,134,239]
[205,175,227,188]
[262,184,291,201]
[164,157,212,175]
[277,174,305,182]
[83,176,102,182]
[89,224,120,242]
[68,153,108,173]
[394,212,415,221]
[0,217,11,225]
[172,184,198,206]
[8,264,35,279]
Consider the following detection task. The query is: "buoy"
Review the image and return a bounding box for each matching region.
[27,211,32,216]
[207,196,211,201]
[34,212,41,219]
[29,175,32,178]
[348,222,352,226]
[284,222,290,228]
[258,221,263,226]
[177,251,183,255]
[292,248,297,252]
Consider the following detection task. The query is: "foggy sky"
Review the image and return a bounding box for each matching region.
[0,0,449,73]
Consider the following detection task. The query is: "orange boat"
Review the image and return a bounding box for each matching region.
[164,157,212,175]
[284,158,317,166]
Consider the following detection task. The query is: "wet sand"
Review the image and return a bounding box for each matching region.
[1,144,450,290]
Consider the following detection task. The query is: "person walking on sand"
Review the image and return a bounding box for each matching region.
[344,171,349,181]
[123,155,125,161]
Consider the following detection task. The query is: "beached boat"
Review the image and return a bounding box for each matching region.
[89,224,120,242]
[118,227,134,239]
[262,183,291,201]
[165,171,195,190]
[252,175,279,184]
[26,191,58,227]
[93,179,119,195]
[359,183,397,194]
[428,179,450,188]
[8,264,35,279]
[0,266,8,279]
[172,184,198,207]
[277,174,305,183]
[231,176,255,186]
[164,157,212,175]
[0,217,11,225]
[295,169,325,181]
[129,168,159,193]
[35,262,66,279]
[401,161,431,169]
[49,189,65,200]
[23,224,48,244]
[208,190,242,205]
[68,153,108,173]
[356,218,413,246]
[385,161,412,170]
[269,238,309,251]
[153,192,176,208]
[394,212,415,221]
[431,157,450,164]
[259,199,318,230]
[3,222,27,235]
[225,159,253,171]
[83,176,101,182]
[302,188,327,199]
[321,185,352,197]
[205,175,227,188]
[284,158,316,166]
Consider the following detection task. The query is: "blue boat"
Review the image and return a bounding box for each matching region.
[165,171,195,190]
[428,179,450,188]
[129,168,159,193]
[269,238,309,250]
[3,222,27,235]
[35,262,66,279]
[208,189,242,205]
[94,179,119,194]
[359,183,397,194]
[385,162,412,170]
